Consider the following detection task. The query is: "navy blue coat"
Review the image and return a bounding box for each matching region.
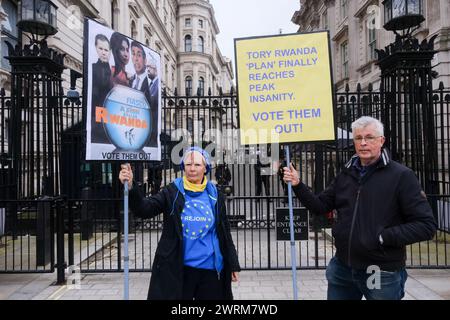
[293,150,436,271]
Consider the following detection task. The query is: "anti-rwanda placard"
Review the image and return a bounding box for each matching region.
[235,31,335,145]
[84,18,161,161]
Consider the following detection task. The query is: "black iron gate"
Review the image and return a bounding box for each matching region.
[1,35,450,277]
[2,88,449,276]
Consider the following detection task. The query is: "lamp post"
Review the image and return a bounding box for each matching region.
[6,0,66,283]
[6,0,62,60]
[17,0,58,40]
[377,0,439,202]
[382,0,424,36]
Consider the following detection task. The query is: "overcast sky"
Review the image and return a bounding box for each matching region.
[209,0,299,74]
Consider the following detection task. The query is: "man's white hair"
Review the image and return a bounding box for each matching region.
[351,116,384,136]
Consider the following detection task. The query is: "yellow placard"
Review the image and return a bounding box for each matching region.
[235,32,335,145]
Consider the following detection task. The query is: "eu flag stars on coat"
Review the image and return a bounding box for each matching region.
[182,198,214,240]
[174,177,223,273]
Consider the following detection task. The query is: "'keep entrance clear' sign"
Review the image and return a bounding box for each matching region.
[276,207,309,241]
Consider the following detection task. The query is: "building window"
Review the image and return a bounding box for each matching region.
[199,19,203,28]
[184,35,192,52]
[185,18,191,27]
[198,77,205,96]
[341,41,349,79]
[1,0,18,71]
[2,118,10,152]
[172,71,175,89]
[368,20,377,61]
[111,0,119,30]
[185,76,192,96]
[165,64,168,84]
[101,163,113,184]
[199,118,205,136]
[155,0,159,11]
[187,117,193,134]
[340,0,348,20]
[198,36,204,53]
[322,10,328,30]
[131,20,137,39]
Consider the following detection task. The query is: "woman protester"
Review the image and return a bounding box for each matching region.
[119,146,240,300]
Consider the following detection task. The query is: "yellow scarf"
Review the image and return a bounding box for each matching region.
[183,176,207,192]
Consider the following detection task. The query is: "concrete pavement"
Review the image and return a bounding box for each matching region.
[1,268,449,300]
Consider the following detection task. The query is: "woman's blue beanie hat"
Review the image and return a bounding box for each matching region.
[180,146,211,174]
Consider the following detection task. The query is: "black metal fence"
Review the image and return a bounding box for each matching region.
[0,198,65,281]
[1,85,449,275]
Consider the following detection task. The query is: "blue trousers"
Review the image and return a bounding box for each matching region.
[326,256,408,300]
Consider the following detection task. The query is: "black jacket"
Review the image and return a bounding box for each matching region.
[91,60,113,144]
[129,182,241,300]
[293,150,436,271]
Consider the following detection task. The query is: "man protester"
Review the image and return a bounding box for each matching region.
[283,116,436,300]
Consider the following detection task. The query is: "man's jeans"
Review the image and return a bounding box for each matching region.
[326,256,408,300]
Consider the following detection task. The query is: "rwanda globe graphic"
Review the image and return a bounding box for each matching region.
[103,85,151,151]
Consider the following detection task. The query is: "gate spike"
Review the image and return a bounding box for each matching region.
[428,34,438,51]
[4,41,16,57]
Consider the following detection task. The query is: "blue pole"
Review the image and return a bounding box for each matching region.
[124,181,129,300]
[285,146,298,300]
